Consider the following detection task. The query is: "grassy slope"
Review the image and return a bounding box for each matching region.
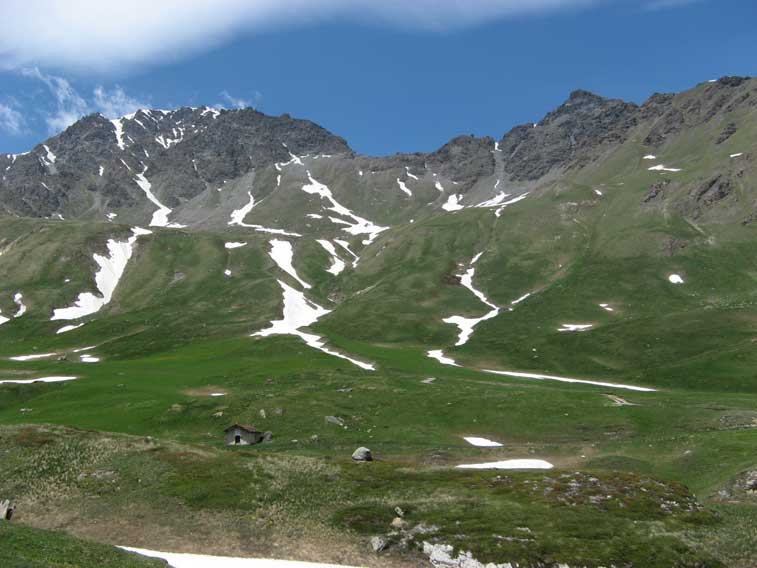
[0,522,165,568]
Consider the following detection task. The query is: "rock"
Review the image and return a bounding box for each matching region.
[394,506,405,518]
[325,415,345,427]
[273,407,284,416]
[352,447,373,461]
[261,431,273,443]
[259,409,267,419]
[370,536,387,553]
[0,499,14,521]
[391,517,407,529]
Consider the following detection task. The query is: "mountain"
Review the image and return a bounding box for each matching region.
[0,77,756,568]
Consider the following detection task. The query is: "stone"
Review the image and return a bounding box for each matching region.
[325,415,345,427]
[370,536,387,553]
[262,431,273,443]
[352,447,372,461]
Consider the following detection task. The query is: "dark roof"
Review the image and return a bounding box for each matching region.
[224,423,259,433]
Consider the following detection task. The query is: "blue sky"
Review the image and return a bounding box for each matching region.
[1,0,755,156]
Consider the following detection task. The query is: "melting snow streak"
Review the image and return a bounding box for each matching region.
[253,280,374,371]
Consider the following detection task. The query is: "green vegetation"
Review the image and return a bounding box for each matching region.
[0,522,165,568]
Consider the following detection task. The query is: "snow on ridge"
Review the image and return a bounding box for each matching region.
[268,240,311,289]
[442,194,464,212]
[42,144,56,164]
[484,368,656,392]
[302,172,388,245]
[253,280,374,371]
[50,228,151,322]
[427,350,459,367]
[396,178,412,197]
[110,119,125,150]
[316,240,346,276]
[134,168,186,228]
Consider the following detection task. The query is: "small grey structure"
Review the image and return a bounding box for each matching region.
[224,424,264,446]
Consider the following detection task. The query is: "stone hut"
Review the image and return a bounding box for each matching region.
[224,424,264,446]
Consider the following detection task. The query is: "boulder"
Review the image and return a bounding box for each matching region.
[262,431,273,443]
[325,415,345,427]
[352,447,373,461]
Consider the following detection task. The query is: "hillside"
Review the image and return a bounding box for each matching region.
[0,76,756,567]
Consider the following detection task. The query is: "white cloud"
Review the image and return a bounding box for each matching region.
[93,86,148,118]
[21,68,148,133]
[21,67,89,132]
[0,0,596,73]
[218,90,262,110]
[0,103,24,134]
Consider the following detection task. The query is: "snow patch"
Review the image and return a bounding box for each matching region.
[51,228,150,321]
[443,255,499,346]
[224,242,247,249]
[10,353,56,361]
[484,369,656,392]
[648,164,682,172]
[110,119,125,150]
[558,324,593,332]
[268,240,310,289]
[253,280,374,371]
[463,437,503,447]
[13,293,26,317]
[302,172,388,245]
[228,192,301,237]
[730,153,743,158]
[442,194,464,212]
[668,274,684,284]
[135,168,186,228]
[643,155,657,160]
[316,240,346,276]
[119,547,359,568]
[57,323,84,334]
[396,178,412,197]
[457,459,553,470]
[0,376,79,385]
[427,350,459,367]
